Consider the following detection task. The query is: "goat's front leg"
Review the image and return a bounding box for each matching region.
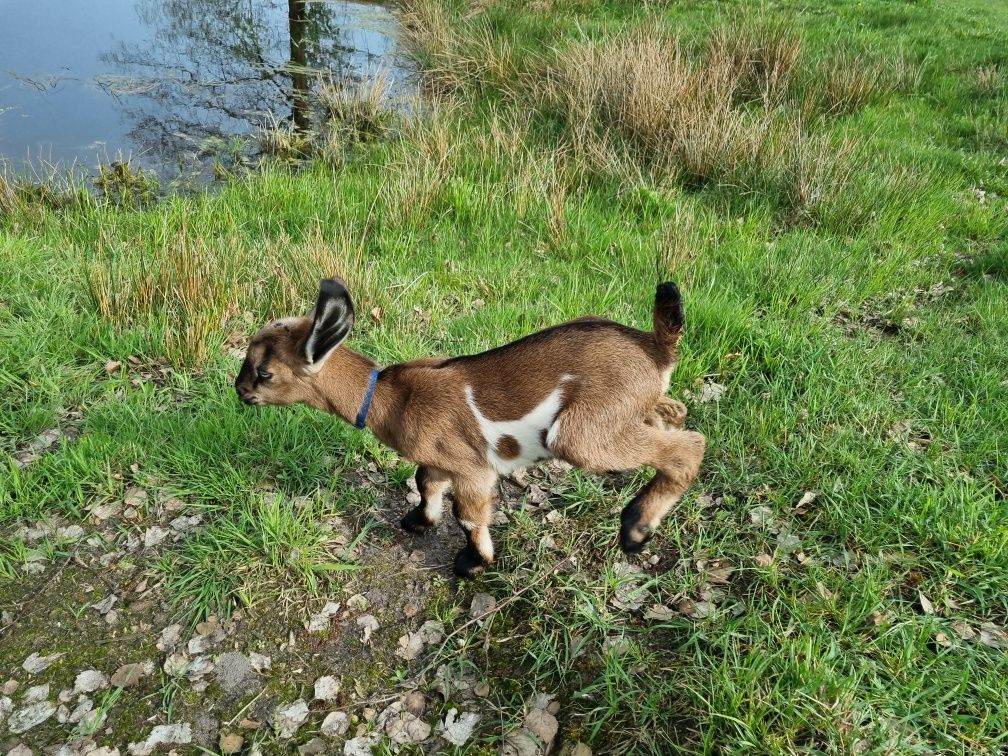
[401,465,452,534]
[450,470,498,578]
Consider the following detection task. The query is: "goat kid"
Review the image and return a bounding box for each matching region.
[235,279,706,577]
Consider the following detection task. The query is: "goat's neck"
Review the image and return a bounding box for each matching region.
[306,347,399,437]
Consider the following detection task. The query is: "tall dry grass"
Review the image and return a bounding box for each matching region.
[399,0,522,97]
[86,225,377,366]
[808,47,923,116]
[319,71,396,140]
[707,18,803,108]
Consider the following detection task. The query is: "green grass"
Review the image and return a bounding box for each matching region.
[2,0,1007,752]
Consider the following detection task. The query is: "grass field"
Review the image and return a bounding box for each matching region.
[2,0,1007,753]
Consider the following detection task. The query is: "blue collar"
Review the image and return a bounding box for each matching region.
[355,368,380,429]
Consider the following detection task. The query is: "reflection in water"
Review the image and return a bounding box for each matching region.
[289,0,311,132]
[0,0,408,180]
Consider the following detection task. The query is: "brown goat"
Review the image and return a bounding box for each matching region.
[235,279,705,577]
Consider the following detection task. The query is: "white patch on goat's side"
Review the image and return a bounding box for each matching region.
[464,376,572,474]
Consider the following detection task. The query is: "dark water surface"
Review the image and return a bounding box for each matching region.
[0,0,409,182]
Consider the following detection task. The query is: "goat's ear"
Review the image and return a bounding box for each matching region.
[304,278,354,367]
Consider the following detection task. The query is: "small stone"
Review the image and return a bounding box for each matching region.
[92,595,117,615]
[272,699,309,739]
[22,651,64,675]
[110,664,146,689]
[219,733,244,754]
[68,697,94,724]
[7,745,33,756]
[24,683,49,703]
[143,526,168,550]
[298,738,327,755]
[344,734,381,756]
[8,700,57,734]
[470,592,496,620]
[127,722,192,755]
[56,525,85,541]
[3,679,18,695]
[105,609,120,626]
[186,656,215,682]
[346,593,368,611]
[249,652,271,673]
[402,601,419,618]
[571,743,592,756]
[306,601,341,633]
[321,710,349,737]
[473,681,490,697]
[754,553,773,567]
[314,675,340,702]
[74,670,109,695]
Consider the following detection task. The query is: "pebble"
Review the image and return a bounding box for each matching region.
[320,710,349,738]
[313,675,340,702]
[73,671,109,695]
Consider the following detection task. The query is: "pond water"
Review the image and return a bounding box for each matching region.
[0,0,411,183]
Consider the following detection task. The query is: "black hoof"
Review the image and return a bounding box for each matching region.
[453,546,487,578]
[619,524,652,554]
[401,505,433,535]
[619,500,651,553]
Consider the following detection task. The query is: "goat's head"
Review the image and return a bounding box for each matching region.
[234,278,355,406]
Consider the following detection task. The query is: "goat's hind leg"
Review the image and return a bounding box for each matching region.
[618,426,705,553]
[401,465,451,534]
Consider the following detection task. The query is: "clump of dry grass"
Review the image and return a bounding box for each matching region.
[399,0,521,96]
[320,71,396,141]
[381,96,465,225]
[707,17,804,108]
[86,225,376,366]
[257,114,314,162]
[808,47,923,116]
[547,32,751,183]
[974,64,1003,94]
[543,29,863,219]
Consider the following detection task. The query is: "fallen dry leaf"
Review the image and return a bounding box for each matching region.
[754,553,773,567]
[978,622,1008,649]
[919,591,935,615]
[644,604,677,621]
[438,707,480,746]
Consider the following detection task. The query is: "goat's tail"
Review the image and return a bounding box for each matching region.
[652,281,685,361]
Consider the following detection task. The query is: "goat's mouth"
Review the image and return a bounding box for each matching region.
[237,392,262,406]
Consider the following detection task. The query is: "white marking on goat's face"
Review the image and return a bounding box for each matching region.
[464,377,572,474]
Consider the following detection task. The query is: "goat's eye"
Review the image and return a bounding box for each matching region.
[257,368,272,381]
